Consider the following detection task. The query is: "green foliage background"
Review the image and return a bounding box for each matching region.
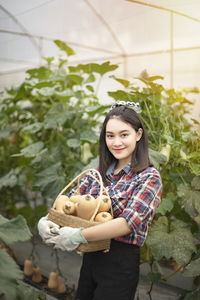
[0,40,200,299]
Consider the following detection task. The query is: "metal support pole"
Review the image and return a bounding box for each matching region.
[170,12,174,89]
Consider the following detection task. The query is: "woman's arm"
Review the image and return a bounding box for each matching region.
[82,217,132,242]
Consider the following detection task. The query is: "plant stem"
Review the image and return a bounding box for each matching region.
[147,282,153,300]
[161,265,183,280]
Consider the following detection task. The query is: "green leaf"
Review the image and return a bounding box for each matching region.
[42,56,54,66]
[33,81,54,89]
[0,128,11,139]
[54,40,75,56]
[43,103,70,129]
[156,193,176,215]
[17,204,47,228]
[110,75,130,88]
[0,215,32,246]
[146,217,196,266]
[67,138,81,148]
[16,281,46,300]
[0,250,23,299]
[66,74,83,85]
[34,162,65,199]
[37,87,55,97]
[149,148,167,169]
[85,105,110,116]
[194,232,200,240]
[23,122,43,134]
[191,176,200,190]
[12,142,44,158]
[68,62,118,75]
[177,183,189,198]
[0,168,20,189]
[147,271,162,283]
[86,85,94,92]
[182,287,200,300]
[183,258,200,277]
[179,190,200,217]
[26,66,52,80]
[85,73,95,83]
[95,61,118,75]
[80,130,98,143]
[108,90,137,102]
[148,75,164,81]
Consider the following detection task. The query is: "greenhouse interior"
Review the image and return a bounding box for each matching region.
[0,1,200,300]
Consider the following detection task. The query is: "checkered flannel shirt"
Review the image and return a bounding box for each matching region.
[68,163,162,246]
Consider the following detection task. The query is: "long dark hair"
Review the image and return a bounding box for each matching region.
[99,105,151,184]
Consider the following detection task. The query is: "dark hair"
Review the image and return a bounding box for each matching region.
[98,105,151,184]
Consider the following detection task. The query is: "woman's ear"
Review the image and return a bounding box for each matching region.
[136,128,143,142]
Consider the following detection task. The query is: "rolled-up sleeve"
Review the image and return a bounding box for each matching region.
[120,172,162,238]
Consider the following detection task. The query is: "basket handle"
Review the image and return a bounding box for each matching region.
[53,169,112,222]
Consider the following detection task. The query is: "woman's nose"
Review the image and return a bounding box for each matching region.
[113,137,122,146]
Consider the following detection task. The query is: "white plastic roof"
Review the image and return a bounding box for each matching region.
[0,0,200,91]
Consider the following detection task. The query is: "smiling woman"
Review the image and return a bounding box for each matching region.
[38,101,162,300]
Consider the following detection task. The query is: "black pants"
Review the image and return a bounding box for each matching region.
[75,239,140,300]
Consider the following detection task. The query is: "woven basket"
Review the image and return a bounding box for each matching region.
[48,168,112,253]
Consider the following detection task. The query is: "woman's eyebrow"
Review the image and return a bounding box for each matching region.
[106,130,129,134]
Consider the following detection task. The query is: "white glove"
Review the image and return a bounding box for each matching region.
[47,226,88,251]
[37,216,60,242]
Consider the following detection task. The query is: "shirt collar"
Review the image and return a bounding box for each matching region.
[106,161,131,176]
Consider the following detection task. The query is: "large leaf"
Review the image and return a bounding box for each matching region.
[12,142,44,158]
[67,138,81,148]
[146,216,196,266]
[183,257,200,277]
[80,130,98,143]
[0,215,32,246]
[43,103,70,129]
[34,162,65,199]
[68,61,118,75]
[0,250,23,299]
[179,189,200,217]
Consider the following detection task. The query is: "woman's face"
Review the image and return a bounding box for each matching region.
[105,118,143,166]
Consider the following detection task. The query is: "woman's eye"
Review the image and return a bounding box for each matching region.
[121,134,128,137]
[106,135,113,138]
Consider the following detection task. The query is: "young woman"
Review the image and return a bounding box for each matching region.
[38,101,162,300]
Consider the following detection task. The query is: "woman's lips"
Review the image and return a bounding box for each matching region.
[113,148,125,153]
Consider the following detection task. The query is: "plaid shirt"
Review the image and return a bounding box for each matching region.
[68,163,162,247]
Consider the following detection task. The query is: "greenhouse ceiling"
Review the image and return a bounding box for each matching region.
[0,0,200,90]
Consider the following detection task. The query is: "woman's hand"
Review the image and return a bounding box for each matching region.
[47,226,88,251]
[37,216,60,242]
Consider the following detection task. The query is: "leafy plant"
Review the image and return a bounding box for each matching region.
[0,214,45,299]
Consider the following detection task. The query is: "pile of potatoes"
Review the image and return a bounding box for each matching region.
[53,193,113,223]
